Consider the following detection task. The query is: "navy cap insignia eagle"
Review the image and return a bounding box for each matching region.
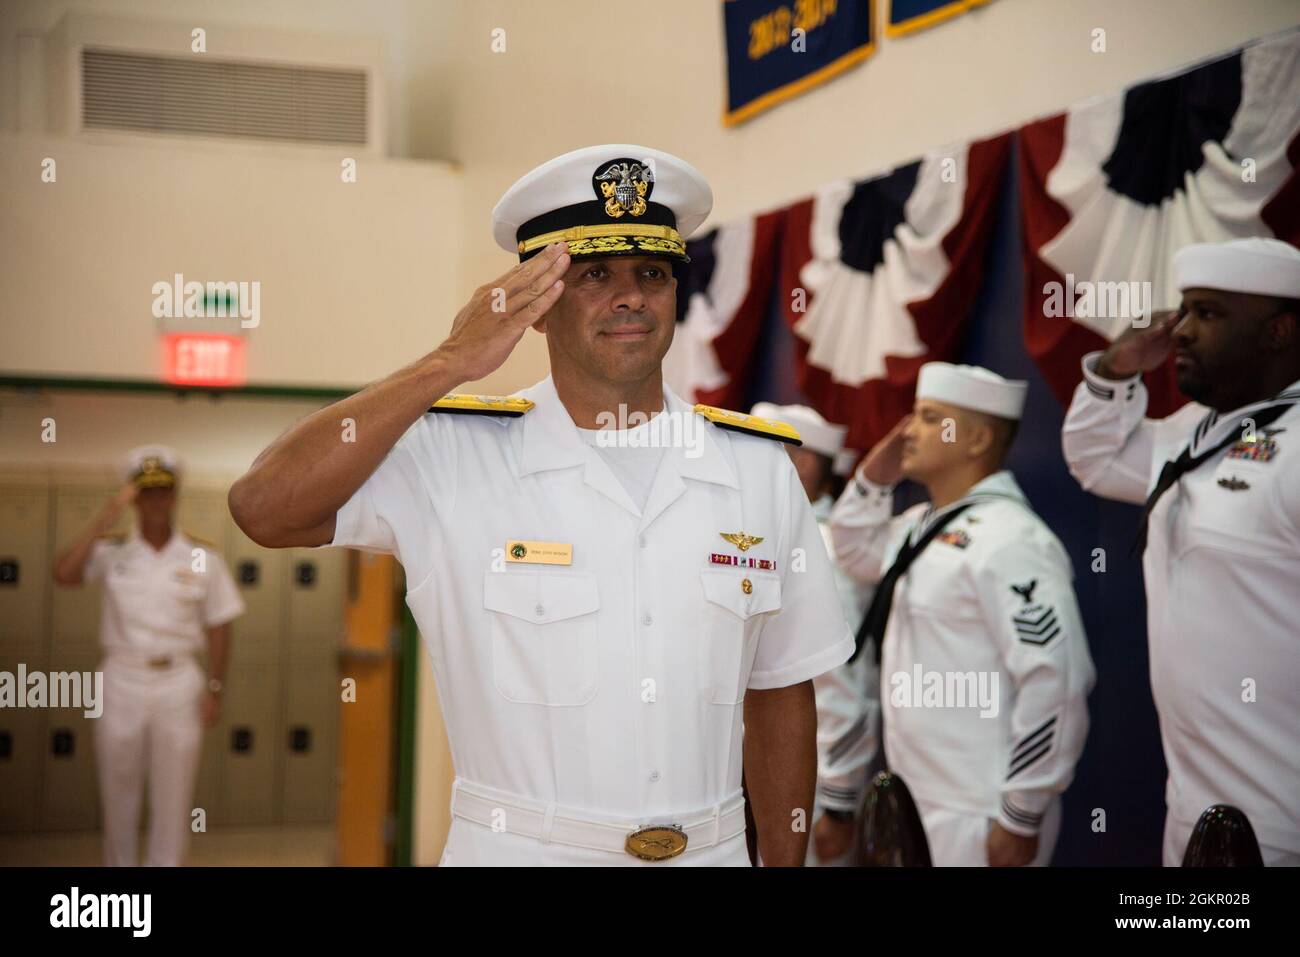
[593,158,653,219]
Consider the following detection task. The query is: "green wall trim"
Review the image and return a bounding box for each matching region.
[0,373,355,401]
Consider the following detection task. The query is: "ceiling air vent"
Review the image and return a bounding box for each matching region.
[81,47,367,145]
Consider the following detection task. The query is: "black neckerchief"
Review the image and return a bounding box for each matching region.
[1133,402,1293,556]
[852,503,974,663]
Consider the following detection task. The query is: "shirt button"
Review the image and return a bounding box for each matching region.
[642,613,653,626]
[638,536,647,549]
[649,770,660,782]
[534,604,545,618]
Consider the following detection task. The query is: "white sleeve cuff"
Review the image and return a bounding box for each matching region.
[748,637,854,691]
[998,794,1047,837]
[1080,351,1141,403]
[817,784,864,813]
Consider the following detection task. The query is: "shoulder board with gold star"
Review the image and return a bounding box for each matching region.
[426,394,535,417]
[96,532,127,544]
[185,532,217,548]
[693,404,802,446]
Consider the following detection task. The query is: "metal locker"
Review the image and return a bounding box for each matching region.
[176,488,230,556]
[192,701,225,826]
[215,662,279,825]
[0,650,48,833]
[284,547,346,662]
[224,521,285,668]
[279,659,339,824]
[50,484,125,659]
[183,483,243,821]
[0,486,51,659]
[36,654,103,831]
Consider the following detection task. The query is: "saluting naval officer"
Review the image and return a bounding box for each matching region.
[229,144,853,866]
[751,402,877,866]
[1063,237,1300,867]
[831,363,1095,866]
[52,446,244,866]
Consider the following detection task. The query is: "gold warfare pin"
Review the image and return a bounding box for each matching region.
[719,532,764,552]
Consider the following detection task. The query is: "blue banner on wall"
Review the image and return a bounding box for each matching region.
[886,0,992,38]
[723,0,875,127]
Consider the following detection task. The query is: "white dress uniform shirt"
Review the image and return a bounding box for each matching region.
[810,494,878,815]
[325,376,854,865]
[85,528,245,656]
[830,470,1095,863]
[1063,352,1300,864]
[83,527,243,866]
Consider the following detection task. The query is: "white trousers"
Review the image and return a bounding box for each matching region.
[94,656,204,867]
[917,797,1061,867]
[1162,815,1300,867]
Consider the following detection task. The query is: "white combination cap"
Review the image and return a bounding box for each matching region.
[121,445,183,488]
[491,144,712,264]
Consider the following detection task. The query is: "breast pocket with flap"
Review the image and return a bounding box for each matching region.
[483,570,600,706]
[698,568,781,706]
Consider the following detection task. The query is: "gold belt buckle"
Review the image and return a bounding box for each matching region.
[147,656,172,669]
[624,824,688,862]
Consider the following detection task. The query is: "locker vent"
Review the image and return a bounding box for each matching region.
[82,47,367,145]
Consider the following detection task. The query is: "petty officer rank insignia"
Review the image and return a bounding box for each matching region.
[1012,601,1062,647]
[693,405,802,446]
[427,394,534,416]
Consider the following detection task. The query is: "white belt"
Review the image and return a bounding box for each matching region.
[450,778,748,859]
[104,650,195,670]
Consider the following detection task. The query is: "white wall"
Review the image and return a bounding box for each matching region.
[0,0,462,159]
[1,133,461,388]
[0,388,330,481]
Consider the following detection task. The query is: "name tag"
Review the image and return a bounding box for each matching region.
[505,540,573,565]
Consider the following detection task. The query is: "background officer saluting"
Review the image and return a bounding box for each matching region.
[751,402,877,866]
[229,145,853,866]
[1063,237,1300,866]
[52,445,245,866]
[832,363,1095,866]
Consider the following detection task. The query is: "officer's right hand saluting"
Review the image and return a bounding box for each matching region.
[440,243,571,383]
[228,242,571,549]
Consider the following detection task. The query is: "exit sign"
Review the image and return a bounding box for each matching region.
[162,333,247,386]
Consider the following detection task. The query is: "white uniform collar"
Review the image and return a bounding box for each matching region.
[913,469,1026,539]
[127,524,184,554]
[514,374,739,521]
[1188,376,1300,456]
